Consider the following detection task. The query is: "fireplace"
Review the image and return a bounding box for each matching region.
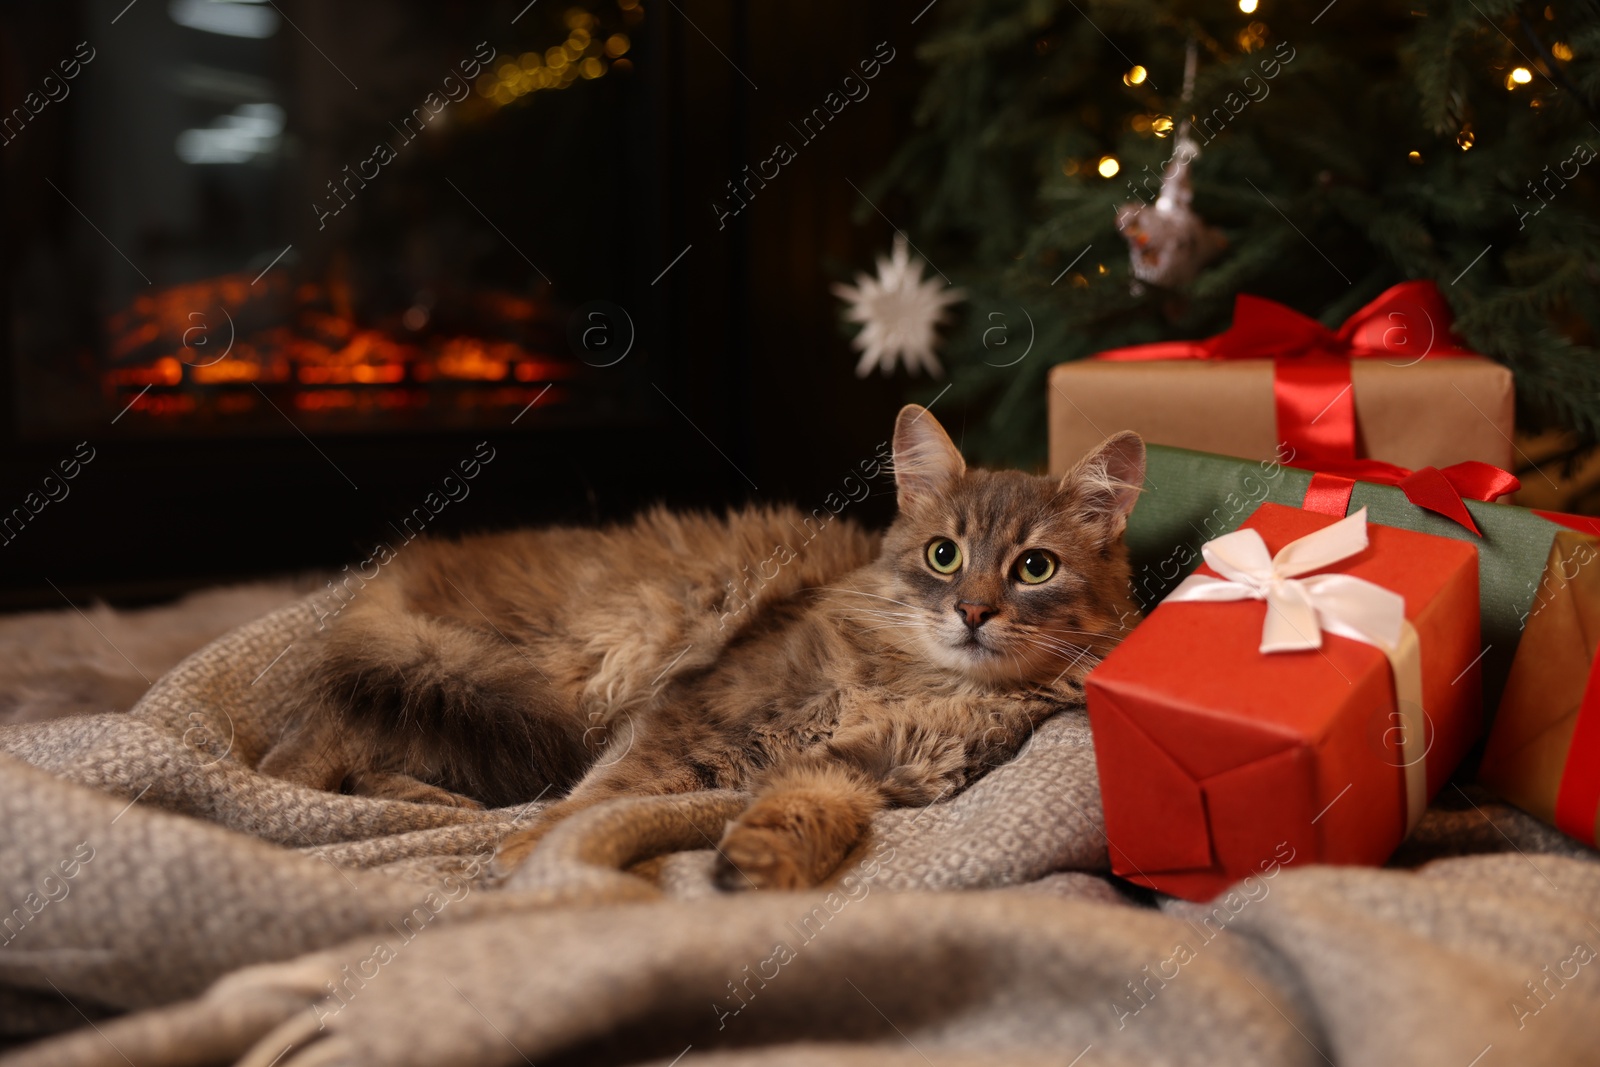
[8,0,653,439]
[93,268,582,433]
[1,0,927,608]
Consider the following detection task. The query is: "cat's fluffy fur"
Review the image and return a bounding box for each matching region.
[260,406,1145,889]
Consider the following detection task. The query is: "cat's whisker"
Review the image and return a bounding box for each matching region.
[861,629,925,660]
[1024,630,1117,656]
[1038,639,1101,665]
[1029,625,1120,641]
[836,607,922,619]
[1036,648,1102,670]
[834,611,926,636]
[837,606,917,622]
[1023,633,1094,653]
[837,611,922,628]
[1025,636,1103,669]
[842,613,920,626]
[818,587,927,614]
[855,624,921,638]
[829,603,922,628]
[1030,639,1094,655]
[1048,653,1100,688]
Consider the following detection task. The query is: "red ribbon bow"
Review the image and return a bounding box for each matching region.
[1095,280,1475,465]
[1299,459,1521,536]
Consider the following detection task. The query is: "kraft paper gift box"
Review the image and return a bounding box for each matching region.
[1086,502,1482,902]
[1478,529,1600,848]
[1049,281,1514,475]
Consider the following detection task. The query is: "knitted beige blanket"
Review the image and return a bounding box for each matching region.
[1,596,1597,1066]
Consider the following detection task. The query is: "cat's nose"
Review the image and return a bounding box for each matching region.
[956,602,997,630]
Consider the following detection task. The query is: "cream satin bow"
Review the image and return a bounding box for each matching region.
[1165,508,1428,831]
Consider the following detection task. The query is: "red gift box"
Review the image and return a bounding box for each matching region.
[1086,502,1482,901]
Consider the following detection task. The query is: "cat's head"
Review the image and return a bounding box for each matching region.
[871,405,1144,687]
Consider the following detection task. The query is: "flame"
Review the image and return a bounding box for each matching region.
[110,356,184,386]
[436,338,514,381]
[104,269,581,422]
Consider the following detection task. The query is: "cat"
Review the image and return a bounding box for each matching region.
[259,405,1145,889]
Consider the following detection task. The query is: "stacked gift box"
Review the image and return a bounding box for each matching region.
[1049,281,1517,476]
[1050,280,1599,901]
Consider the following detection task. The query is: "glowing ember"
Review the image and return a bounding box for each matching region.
[103,269,580,426]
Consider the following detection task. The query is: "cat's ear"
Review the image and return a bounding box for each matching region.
[893,405,966,509]
[1061,431,1146,540]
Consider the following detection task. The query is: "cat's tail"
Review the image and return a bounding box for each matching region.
[311,603,589,808]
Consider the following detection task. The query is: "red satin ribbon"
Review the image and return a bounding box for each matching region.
[1298,459,1521,536]
[1536,510,1600,537]
[1555,658,1600,848]
[1095,280,1475,465]
[1302,473,1362,521]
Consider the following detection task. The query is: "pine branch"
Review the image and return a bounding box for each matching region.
[861,0,1600,466]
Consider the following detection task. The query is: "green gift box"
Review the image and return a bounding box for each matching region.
[1120,445,1567,715]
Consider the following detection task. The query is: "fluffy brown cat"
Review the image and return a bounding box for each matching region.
[260,406,1144,889]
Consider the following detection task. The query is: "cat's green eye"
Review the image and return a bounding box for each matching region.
[926,538,963,574]
[1016,549,1058,585]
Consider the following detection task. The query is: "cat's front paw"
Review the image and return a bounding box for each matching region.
[718,792,869,891]
[716,814,814,891]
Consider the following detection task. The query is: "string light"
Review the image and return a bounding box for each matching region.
[1408,150,1422,163]
[1131,115,1175,139]
[1552,42,1573,60]
[476,7,622,107]
[1507,66,1533,88]
[1239,0,1258,12]
[1456,126,1475,151]
[1097,155,1120,178]
[1123,65,1147,85]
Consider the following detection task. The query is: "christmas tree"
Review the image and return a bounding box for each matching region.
[870,0,1600,471]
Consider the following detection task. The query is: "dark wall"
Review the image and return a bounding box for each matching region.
[741,3,928,516]
[0,1,933,609]
[643,0,931,522]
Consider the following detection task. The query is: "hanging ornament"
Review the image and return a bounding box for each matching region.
[833,233,965,378]
[1114,41,1227,293]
